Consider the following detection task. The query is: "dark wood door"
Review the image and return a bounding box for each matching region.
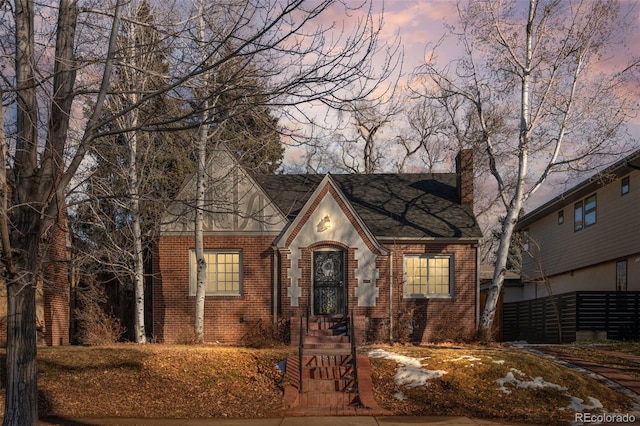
[313,251,345,315]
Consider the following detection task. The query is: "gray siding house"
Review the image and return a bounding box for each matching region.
[515,149,640,300]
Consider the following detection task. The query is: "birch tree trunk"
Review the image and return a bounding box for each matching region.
[194,117,208,343]
[415,0,637,339]
[128,126,147,343]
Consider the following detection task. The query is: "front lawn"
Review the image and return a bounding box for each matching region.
[0,343,636,424]
[368,344,637,425]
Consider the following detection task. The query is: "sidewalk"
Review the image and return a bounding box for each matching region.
[39,416,528,425]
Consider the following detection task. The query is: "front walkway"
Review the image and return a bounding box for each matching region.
[526,345,640,396]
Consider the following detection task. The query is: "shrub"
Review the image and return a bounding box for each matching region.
[74,285,124,345]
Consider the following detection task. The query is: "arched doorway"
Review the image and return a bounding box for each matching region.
[313,250,345,315]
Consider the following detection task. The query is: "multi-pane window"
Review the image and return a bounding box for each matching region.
[621,176,630,195]
[189,250,242,295]
[404,255,453,298]
[557,210,564,225]
[574,194,596,231]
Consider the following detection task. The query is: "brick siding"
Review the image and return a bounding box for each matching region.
[153,235,276,344]
[154,175,478,344]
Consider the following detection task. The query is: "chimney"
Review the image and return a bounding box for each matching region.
[456,149,474,210]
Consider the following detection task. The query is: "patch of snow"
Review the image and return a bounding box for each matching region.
[492,360,505,364]
[368,348,427,367]
[566,396,603,411]
[395,365,447,387]
[394,391,406,401]
[510,368,527,377]
[368,348,447,388]
[496,371,567,394]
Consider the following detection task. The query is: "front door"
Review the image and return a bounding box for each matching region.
[313,251,345,315]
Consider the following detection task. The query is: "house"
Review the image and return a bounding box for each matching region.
[506,149,640,342]
[152,148,483,344]
[515,149,640,299]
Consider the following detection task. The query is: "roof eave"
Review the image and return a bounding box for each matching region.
[517,149,640,229]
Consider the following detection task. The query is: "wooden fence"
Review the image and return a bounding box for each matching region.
[503,291,640,343]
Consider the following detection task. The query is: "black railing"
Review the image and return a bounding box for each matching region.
[349,310,358,393]
[306,293,311,336]
[298,314,304,394]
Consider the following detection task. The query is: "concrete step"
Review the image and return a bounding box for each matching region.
[297,391,359,407]
[307,317,348,333]
[303,335,350,344]
[303,342,351,351]
[302,347,352,356]
[303,354,352,367]
[302,377,355,392]
[307,328,344,337]
[308,365,353,380]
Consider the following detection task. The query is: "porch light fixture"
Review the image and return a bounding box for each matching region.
[317,215,331,232]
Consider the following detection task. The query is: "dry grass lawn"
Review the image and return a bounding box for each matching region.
[368,343,637,425]
[0,342,637,424]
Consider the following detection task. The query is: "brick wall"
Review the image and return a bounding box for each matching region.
[386,242,478,342]
[153,234,276,344]
[280,240,477,344]
[43,205,71,346]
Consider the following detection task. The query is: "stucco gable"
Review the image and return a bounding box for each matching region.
[161,147,286,234]
[275,174,387,308]
[274,174,387,255]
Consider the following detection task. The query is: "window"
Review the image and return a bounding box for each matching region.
[557,210,564,225]
[189,250,242,295]
[574,202,583,231]
[574,194,596,231]
[616,260,627,292]
[584,195,596,227]
[621,176,630,195]
[404,254,453,298]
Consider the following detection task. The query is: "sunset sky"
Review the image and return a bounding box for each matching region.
[286,0,640,211]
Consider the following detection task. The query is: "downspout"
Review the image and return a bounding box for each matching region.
[272,245,279,324]
[389,252,394,342]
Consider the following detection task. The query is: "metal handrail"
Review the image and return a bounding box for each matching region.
[349,309,358,394]
[306,293,310,336]
[298,314,304,394]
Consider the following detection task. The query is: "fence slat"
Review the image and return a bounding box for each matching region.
[503,291,640,343]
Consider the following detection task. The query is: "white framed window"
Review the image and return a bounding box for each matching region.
[189,250,242,296]
[403,254,453,298]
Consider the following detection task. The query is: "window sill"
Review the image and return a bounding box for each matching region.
[403,295,452,300]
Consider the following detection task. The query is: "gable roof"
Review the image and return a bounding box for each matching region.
[272,174,389,254]
[253,173,482,240]
[517,149,640,229]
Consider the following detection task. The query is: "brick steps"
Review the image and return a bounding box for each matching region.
[283,316,391,416]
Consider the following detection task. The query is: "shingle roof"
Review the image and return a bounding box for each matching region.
[253,173,482,239]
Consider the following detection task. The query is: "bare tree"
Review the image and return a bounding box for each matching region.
[336,97,402,173]
[414,0,639,339]
[1,0,394,420]
[1,1,124,422]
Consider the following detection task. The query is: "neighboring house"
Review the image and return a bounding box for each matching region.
[514,149,640,301]
[153,148,483,344]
